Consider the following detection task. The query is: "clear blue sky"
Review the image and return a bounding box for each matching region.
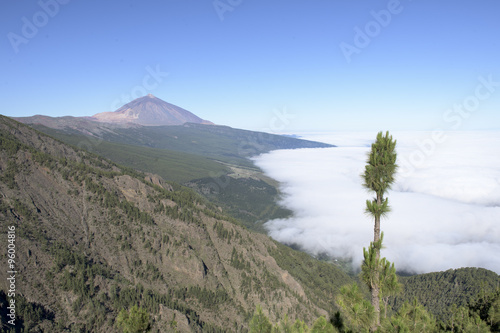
[1,0,499,131]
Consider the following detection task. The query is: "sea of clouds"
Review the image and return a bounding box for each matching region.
[253,131,500,274]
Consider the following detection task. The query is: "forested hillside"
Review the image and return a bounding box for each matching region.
[1,116,499,332]
[20,119,333,231]
[0,116,346,332]
[394,268,500,321]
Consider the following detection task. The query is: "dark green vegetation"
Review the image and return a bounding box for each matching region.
[247,287,500,332]
[22,119,332,231]
[361,131,399,330]
[29,128,231,184]
[329,131,499,332]
[116,305,151,333]
[395,268,500,322]
[0,116,345,332]
[187,176,292,232]
[28,121,333,177]
[2,117,500,332]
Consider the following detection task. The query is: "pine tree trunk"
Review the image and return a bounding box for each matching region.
[374,195,382,243]
[374,215,381,242]
[372,285,380,330]
[371,195,382,331]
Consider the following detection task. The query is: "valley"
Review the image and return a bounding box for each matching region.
[3,1,499,331]
[2,97,500,332]
[15,98,333,232]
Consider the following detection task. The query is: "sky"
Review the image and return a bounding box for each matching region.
[1,0,500,131]
[1,1,499,275]
[253,131,500,274]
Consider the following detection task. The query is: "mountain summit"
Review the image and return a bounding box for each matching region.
[91,94,213,126]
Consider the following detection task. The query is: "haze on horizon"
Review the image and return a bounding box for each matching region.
[2,0,500,276]
[254,131,500,275]
[1,1,500,132]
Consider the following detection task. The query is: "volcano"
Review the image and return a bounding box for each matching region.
[91,94,213,126]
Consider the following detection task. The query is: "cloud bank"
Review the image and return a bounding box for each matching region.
[253,131,500,274]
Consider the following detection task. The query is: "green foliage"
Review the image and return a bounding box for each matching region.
[214,221,236,242]
[250,305,273,333]
[0,160,19,189]
[33,121,329,231]
[336,283,374,333]
[394,268,500,322]
[250,307,338,333]
[116,305,151,333]
[488,296,500,330]
[360,234,402,322]
[8,116,500,333]
[442,305,490,333]
[362,131,398,199]
[365,197,391,219]
[361,237,384,291]
[382,299,438,332]
[310,316,337,333]
[52,242,112,303]
[0,291,55,332]
[268,241,353,313]
[0,129,24,155]
[174,286,230,310]
[191,176,293,232]
[457,289,500,332]
[272,314,293,333]
[379,258,402,320]
[108,285,226,332]
[231,247,251,270]
[290,319,310,333]
[362,131,398,330]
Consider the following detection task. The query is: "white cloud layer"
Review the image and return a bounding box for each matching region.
[253,131,500,274]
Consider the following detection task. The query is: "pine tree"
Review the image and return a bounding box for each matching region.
[488,296,500,330]
[290,319,309,333]
[379,256,402,320]
[310,316,337,333]
[336,283,374,333]
[249,305,273,333]
[362,131,398,329]
[383,299,437,332]
[360,238,382,329]
[116,305,151,333]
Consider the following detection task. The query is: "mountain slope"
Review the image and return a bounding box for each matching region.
[0,116,351,332]
[91,94,213,126]
[1,116,499,331]
[20,119,333,231]
[393,268,500,322]
[24,121,333,171]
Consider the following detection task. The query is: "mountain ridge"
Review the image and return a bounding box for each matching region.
[0,115,351,331]
[1,116,500,331]
[13,98,334,232]
[91,94,213,126]
[23,121,334,231]
[14,94,213,127]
